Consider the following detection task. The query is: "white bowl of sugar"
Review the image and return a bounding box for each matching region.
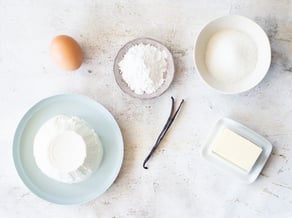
[194,15,271,94]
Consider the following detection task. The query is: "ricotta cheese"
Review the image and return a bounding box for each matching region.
[33,115,103,183]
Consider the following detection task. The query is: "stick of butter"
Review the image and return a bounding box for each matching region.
[212,128,263,172]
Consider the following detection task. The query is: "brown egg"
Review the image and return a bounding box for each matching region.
[50,35,83,71]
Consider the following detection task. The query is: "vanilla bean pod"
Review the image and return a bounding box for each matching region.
[143,97,184,169]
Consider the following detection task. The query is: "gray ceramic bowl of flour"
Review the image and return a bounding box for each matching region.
[114,38,175,99]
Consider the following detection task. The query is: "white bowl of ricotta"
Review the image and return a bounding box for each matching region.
[194,15,271,94]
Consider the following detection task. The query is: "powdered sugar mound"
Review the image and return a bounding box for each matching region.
[118,43,167,95]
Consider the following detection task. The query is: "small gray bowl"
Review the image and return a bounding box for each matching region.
[113,38,175,99]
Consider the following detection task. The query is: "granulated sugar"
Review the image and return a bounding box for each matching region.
[118,43,167,95]
[205,29,257,83]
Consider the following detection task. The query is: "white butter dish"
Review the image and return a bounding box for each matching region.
[201,118,272,183]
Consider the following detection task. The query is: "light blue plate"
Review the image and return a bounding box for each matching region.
[13,94,124,204]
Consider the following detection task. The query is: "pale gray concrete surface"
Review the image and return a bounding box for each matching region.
[0,0,292,217]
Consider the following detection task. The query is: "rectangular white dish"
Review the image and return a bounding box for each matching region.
[201,118,272,183]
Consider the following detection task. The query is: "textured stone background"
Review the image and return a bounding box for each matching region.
[0,0,292,217]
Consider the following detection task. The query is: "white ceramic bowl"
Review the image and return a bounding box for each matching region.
[194,15,271,94]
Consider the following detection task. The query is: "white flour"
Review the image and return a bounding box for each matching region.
[205,29,257,83]
[119,43,167,95]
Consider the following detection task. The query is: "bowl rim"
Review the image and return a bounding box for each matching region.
[113,37,175,99]
[193,15,271,94]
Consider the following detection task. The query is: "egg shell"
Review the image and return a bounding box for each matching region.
[50,35,83,71]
